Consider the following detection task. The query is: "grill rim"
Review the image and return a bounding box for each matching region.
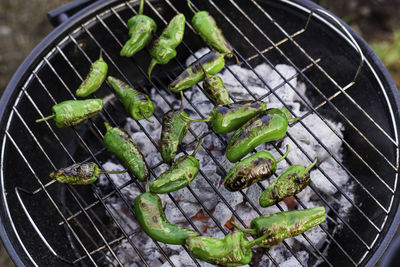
[0,0,399,266]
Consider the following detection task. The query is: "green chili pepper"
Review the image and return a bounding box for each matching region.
[181,100,267,134]
[259,158,318,207]
[35,99,103,128]
[120,0,157,57]
[148,13,185,77]
[50,162,127,185]
[186,231,269,266]
[168,50,225,93]
[200,63,231,105]
[103,122,149,181]
[231,207,326,248]
[134,192,199,244]
[107,76,154,122]
[188,0,234,58]
[160,93,191,163]
[150,139,202,194]
[224,145,289,192]
[75,55,108,97]
[226,107,298,162]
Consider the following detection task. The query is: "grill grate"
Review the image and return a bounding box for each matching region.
[1,0,399,266]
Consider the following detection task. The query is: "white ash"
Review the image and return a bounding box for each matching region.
[99,48,355,266]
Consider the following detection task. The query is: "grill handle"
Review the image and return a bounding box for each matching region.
[48,0,97,27]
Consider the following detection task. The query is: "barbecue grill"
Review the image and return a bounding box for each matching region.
[1,0,399,266]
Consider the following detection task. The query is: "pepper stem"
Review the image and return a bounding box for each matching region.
[180,91,185,112]
[147,59,157,79]
[276,145,290,163]
[244,232,270,249]
[140,110,154,123]
[192,138,203,156]
[100,169,128,174]
[232,53,240,65]
[305,158,318,173]
[99,50,103,60]
[288,117,300,123]
[180,113,211,122]
[138,0,144,15]
[199,63,210,80]
[35,114,55,123]
[230,221,256,235]
[104,122,112,131]
[187,0,196,14]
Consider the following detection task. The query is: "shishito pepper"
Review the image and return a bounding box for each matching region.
[148,14,185,77]
[103,122,149,181]
[224,145,289,192]
[107,76,154,122]
[134,192,199,244]
[35,99,103,128]
[168,50,225,93]
[188,0,234,58]
[160,93,191,163]
[120,0,157,57]
[231,207,326,248]
[76,55,108,97]
[50,162,126,185]
[182,100,267,134]
[186,231,269,266]
[259,158,318,207]
[150,139,202,194]
[201,64,231,105]
[226,107,298,162]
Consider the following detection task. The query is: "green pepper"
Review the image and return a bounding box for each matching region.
[181,100,267,134]
[259,158,318,207]
[134,192,199,244]
[150,139,202,194]
[186,231,269,266]
[120,0,157,57]
[188,0,233,58]
[148,13,185,77]
[226,107,298,162]
[75,55,108,97]
[107,76,154,122]
[168,50,225,93]
[103,122,149,181]
[224,145,289,192]
[50,162,127,185]
[231,207,326,248]
[35,99,103,128]
[201,63,231,105]
[160,93,191,163]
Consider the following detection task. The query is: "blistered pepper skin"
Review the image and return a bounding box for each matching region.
[50,162,100,185]
[224,146,289,192]
[103,123,149,181]
[160,109,190,164]
[134,192,199,245]
[202,75,231,105]
[259,159,317,207]
[148,14,185,77]
[76,56,108,97]
[226,108,296,162]
[233,207,326,248]
[107,76,154,121]
[168,51,225,93]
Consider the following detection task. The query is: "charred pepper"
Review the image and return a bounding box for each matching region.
[36,99,103,128]
[226,107,298,162]
[224,145,289,192]
[50,162,127,185]
[120,0,157,57]
[150,139,202,194]
[201,64,231,105]
[134,192,199,244]
[188,0,234,58]
[160,93,191,163]
[76,55,108,97]
[103,122,149,181]
[186,231,269,266]
[259,158,318,207]
[168,50,225,93]
[148,14,185,77]
[231,207,326,248]
[107,76,154,122]
[182,100,267,134]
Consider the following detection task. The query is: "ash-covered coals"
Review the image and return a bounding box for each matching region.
[99,48,353,267]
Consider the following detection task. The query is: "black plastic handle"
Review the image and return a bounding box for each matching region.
[48,0,98,27]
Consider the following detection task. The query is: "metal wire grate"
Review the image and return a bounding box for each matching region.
[1,0,399,266]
